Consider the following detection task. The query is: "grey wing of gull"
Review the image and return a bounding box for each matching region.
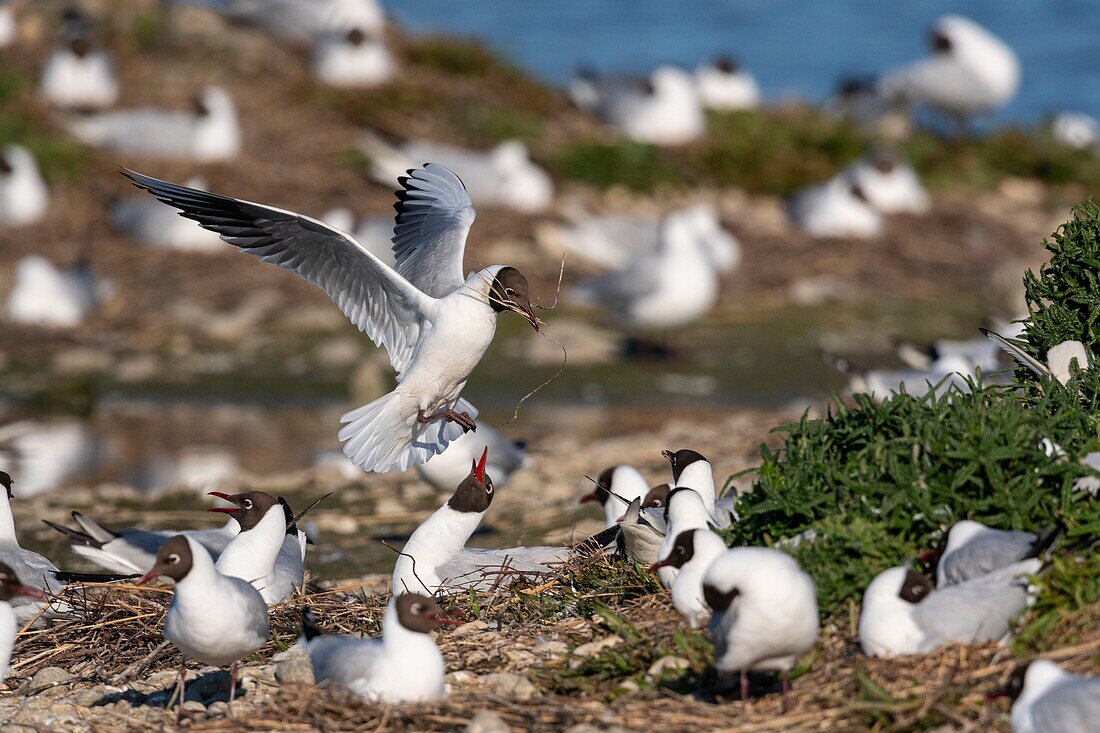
[390,164,475,299]
[0,544,61,593]
[481,426,528,473]
[707,606,739,665]
[574,257,659,312]
[981,329,1053,380]
[123,170,434,376]
[940,530,1037,585]
[913,562,1036,647]
[308,635,381,688]
[1031,678,1100,733]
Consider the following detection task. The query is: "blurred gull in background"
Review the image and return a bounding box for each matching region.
[213,0,385,46]
[789,174,883,238]
[319,207,395,264]
[312,26,394,88]
[0,144,49,228]
[359,134,553,213]
[0,1,16,48]
[0,420,96,497]
[570,65,704,146]
[38,9,119,111]
[694,56,760,112]
[110,177,227,252]
[416,424,531,493]
[844,149,930,215]
[65,86,241,163]
[1050,112,1099,151]
[878,15,1020,130]
[4,255,104,328]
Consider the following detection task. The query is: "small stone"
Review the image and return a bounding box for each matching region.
[465,711,510,733]
[451,619,488,637]
[615,679,641,694]
[533,640,568,658]
[645,655,690,681]
[476,672,536,701]
[275,656,314,686]
[446,670,478,685]
[564,725,600,733]
[23,666,72,695]
[180,700,206,714]
[207,701,230,717]
[571,635,622,658]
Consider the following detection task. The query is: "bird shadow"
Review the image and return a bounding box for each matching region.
[95,669,244,709]
[679,669,783,705]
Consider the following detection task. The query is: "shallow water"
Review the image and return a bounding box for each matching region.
[385,0,1100,123]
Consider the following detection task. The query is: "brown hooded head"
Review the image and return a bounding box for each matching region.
[898,568,934,604]
[191,94,210,117]
[702,581,740,612]
[394,593,460,633]
[662,449,707,483]
[208,491,280,532]
[0,562,47,602]
[872,151,897,174]
[138,535,194,585]
[69,36,91,58]
[448,448,494,514]
[930,30,952,53]
[0,153,11,176]
[714,56,740,74]
[488,267,539,332]
[642,483,671,511]
[579,466,616,505]
[0,471,12,500]
[345,27,366,45]
[649,529,697,573]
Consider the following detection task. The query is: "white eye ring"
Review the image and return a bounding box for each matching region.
[242,499,253,509]
[167,553,180,564]
[505,288,515,296]
[485,482,494,493]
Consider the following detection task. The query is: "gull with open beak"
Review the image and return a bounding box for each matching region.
[137,536,269,715]
[579,465,649,529]
[124,163,542,473]
[209,491,301,604]
[0,562,48,683]
[300,593,460,703]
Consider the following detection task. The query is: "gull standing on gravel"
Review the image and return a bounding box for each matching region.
[312,27,394,88]
[4,255,102,328]
[110,177,226,252]
[703,547,819,710]
[0,562,47,683]
[579,464,649,529]
[878,15,1019,128]
[44,510,239,575]
[124,163,543,473]
[650,528,728,628]
[571,207,724,334]
[301,593,458,702]
[844,150,930,214]
[694,57,760,112]
[925,520,1059,586]
[210,491,303,604]
[0,144,49,227]
[66,87,241,163]
[571,65,705,146]
[994,660,1100,733]
[38,19,119,110]
[393,450,567,595]
[138,537,269,710]
[416,423,531,492]
[655,488,713,589]
[858,561,1040,657]
[359,135,553,213]
[789,174,883,238]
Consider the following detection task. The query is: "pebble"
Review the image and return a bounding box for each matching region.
[476,672,536,701]
[180,700,206,714]
[645,656,690,681]
[275,656,314,686]
[22,666,73,696]
[207,701,230,717]
[564,724,600,733]
[570,635,622,661]
[451,619,488,637]
[465,711,511,733]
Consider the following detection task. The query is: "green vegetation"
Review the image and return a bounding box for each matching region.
[547,141,684,192]
[0,67,88,181]
[405,35,524,79]
[727,204,1100,623]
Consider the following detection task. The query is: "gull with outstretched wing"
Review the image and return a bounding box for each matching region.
[123,164,541,474]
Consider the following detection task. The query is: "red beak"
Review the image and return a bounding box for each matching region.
[136,569,160,585]
[615,513,627,523]
[578,491,600,504]
[647,559,670,573]
[207,491,239,513]
[429,612,465,626]
[474,447,488,483]
[917,550,938,564]
[12,585,48,601]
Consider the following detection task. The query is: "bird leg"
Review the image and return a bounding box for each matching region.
[781,671,790,713]
[228,662,238,709]
[174,662,186,720]
[741,668,749,715]
[416,408,477,433]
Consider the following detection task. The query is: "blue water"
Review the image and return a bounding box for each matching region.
[383,1,1100,124]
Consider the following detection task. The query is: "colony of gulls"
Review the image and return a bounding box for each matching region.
[0,1,1097,731]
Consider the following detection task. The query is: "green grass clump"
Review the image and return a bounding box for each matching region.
[547,141,683,192]
[405,35,523,79]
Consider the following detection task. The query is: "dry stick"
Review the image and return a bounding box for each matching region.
[379,539,432,597]
[108,640,172,685]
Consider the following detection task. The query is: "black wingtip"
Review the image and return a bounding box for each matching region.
[41,518,98,547]
[1030,523,1064,558]
[301,606,323,641]
[53,571,140,583]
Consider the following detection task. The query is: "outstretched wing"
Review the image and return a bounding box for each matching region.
[123,170,434,376]
[391,163,475,298]
[980,328,1053,380]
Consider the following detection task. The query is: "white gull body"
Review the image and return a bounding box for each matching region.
[859,561,1039,657]
[1051,112,1099,150]
[65,86,241,163]
[704,547,819,675]
[0,4,15,48]
[416,423,530,493]
[4,257,99,329]
[789,174,883,238]
[0,144,49,228]
[694,58,760,111]
[935,520,1054,586]
[214,500,296,604]
[659,528,728,628]
[1010,660,1100,733]
[573,66,705,146]
[655,488,712,589]
[878,15,1019,121]
[312,27,393,88]
[124,163,542,473]
[218,0,385,45]
[845,153,930,214]
[39,38,119,110]
[0,482,62,625]
[359,136,553,213]
[0,419,95,496]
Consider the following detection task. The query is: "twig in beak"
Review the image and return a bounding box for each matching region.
[507,328,567,424]
[534,253,566,311]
